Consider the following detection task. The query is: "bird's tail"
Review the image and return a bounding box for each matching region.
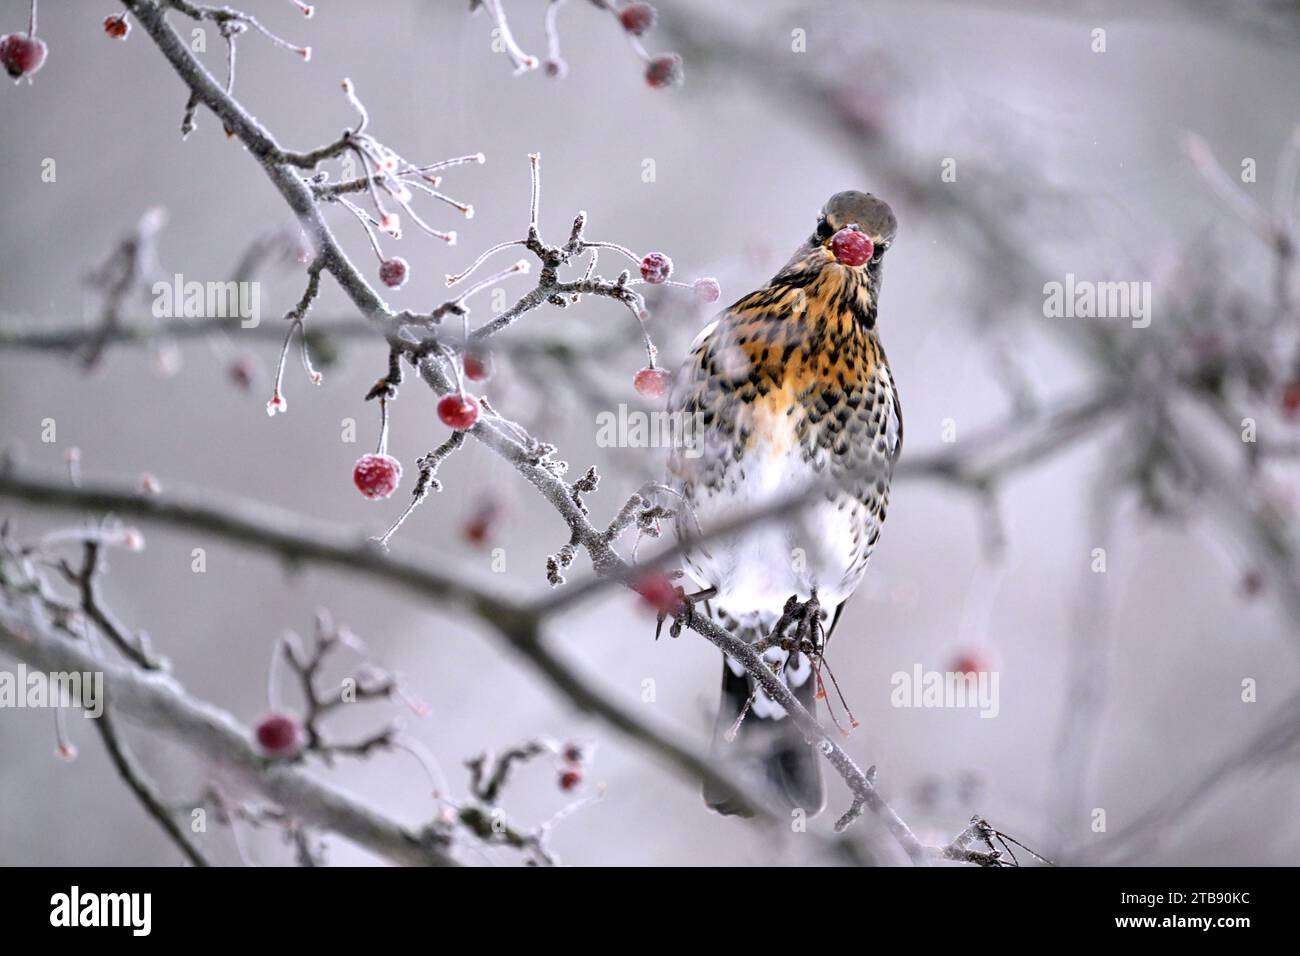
[703,636,827,818]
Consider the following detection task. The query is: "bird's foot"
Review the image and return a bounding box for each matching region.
[757,589,826,665]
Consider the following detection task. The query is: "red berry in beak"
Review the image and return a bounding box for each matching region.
[1,34,47,80]
[438,394,479,430]
[255,713,303,757]
[353,453,402,500]
[829,227,873,266]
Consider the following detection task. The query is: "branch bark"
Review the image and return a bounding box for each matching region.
[0,602,457,866]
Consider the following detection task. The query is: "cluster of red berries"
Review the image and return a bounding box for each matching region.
[630,255,720,398]
[557,741,587,792]
[616,3,682,89]
[352,404,479,500]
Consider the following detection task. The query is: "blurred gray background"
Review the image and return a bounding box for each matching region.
[1,0,1298,865]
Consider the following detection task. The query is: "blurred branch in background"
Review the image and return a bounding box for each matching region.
[2,0,1298,864]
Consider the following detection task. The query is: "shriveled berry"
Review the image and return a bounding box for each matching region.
[379,257,409,289]
[463,349,493,382]
[438,393,479,430]
[693,277,721,304]
[562,742,586,764]
[634,366,671,398]
[830,227,874,266]
[353,453,402,500]
[619,2,657,35]
[644,53,683,89]
[639,251,673,284]
[104,16,130,39]
[0,34,47,80]
[558,768,583,792]
[255,713,303,757]
[543,57,568,79]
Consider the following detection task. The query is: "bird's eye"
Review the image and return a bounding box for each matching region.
[815,219,833,241]
[872,243,887,262]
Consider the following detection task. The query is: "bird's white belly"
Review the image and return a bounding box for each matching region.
[682,429,866,621]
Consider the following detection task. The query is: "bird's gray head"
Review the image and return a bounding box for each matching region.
[771,190,898,326]
[814,190,897,250]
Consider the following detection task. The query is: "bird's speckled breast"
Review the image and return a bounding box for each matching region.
[668,264,900,615]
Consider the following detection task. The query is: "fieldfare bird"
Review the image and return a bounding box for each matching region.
[667,190,902,816]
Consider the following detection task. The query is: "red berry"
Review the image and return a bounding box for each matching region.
[463,349,493,382]
[0,33,47,80]
[633,572,682,615]
[619,2,657,35]
[379,257,409,289]
[950,652,987,676]
[104,16,130,40]
[644,53,683,89]
[438,393,479,430]
[1241,568,1266,598]
[634,366,671,398]
[255,713,302,757]
[1282,381,1300,417]
[830,227,874,266]
[693,277,721,304]
[558,768,583,792]
[228,354,256,391]
[353,453,402,500]
[639,252,673,284]
[462,497,501,546]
